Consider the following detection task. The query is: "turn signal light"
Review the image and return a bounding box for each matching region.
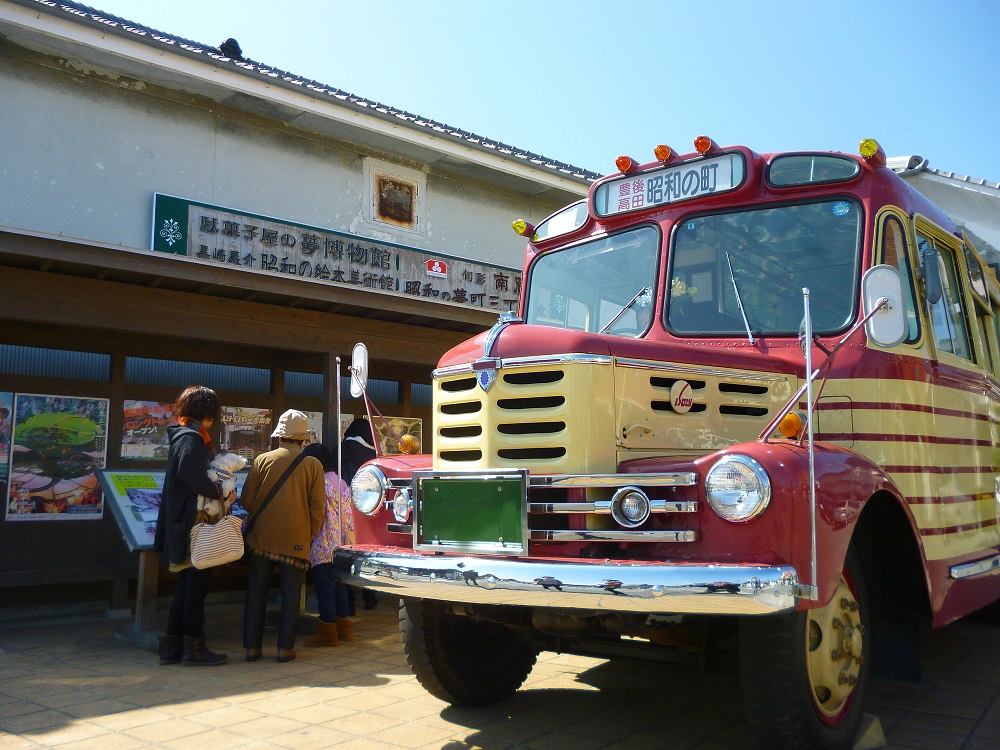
[512,219,536,237]
[859,138,886,167]
[694,135,717,154]
[777,411,806,439]
[653,144,674,162]
[616,155,638,173]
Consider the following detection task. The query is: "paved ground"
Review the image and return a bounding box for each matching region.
[1,600,999,750]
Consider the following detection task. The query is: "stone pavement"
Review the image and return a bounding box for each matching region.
[1,601,999,750]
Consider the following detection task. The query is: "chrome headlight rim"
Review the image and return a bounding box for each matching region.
[351,465,389,516]
[705,454,771,523]
[610,486,651,528]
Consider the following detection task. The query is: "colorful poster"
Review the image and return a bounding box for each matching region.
[374,416,423,455]
[121,400,174,461]
[219,406,272,463]
[98,470,249,552]
[0,392,12,510]
[6,394,109,521]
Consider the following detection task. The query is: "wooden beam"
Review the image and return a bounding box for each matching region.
[0,266,471,368]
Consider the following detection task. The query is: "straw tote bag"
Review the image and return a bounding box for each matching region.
[190,514,245,569]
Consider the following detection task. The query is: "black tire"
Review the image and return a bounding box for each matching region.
[739,546,871,750]
[399,598,538,706]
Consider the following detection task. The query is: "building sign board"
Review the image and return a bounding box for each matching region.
[152,194,521,311]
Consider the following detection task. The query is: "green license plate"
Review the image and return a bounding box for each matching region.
[417,475,525,552]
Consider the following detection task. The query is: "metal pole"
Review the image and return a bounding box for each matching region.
[802,288,818,601]
[336,356,343,545]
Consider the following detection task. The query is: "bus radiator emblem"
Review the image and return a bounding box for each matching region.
[670,380,694,413]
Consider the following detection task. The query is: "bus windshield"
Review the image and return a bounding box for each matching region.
[525,226,659,337]
[668,199,862,336]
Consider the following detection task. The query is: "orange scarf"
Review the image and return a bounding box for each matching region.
[177,416,212,451]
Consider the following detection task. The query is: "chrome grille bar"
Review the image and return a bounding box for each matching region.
[530,472,698,488]
[531,530,700,543]
[529,499,699,514]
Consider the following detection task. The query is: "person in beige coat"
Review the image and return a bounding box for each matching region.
[240,409,325,663]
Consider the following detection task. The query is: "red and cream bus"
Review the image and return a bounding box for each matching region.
[335,137,1000,749]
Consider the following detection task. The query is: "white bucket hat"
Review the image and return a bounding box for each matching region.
[271,409,310,440]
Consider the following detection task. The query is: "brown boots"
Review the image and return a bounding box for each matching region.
[181,635,228,666]
[303,617,354,647]
[304,619,340,647]
[335,616,354,641]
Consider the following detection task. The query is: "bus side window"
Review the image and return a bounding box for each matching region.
[978,307,998,375]
[880,216,919,343]
[991,309,1000,377]
[918,234,973,361]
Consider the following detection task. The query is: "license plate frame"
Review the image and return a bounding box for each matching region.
[413,470,528,555]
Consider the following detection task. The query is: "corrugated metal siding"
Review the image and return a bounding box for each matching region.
[0,344,110,381]
[283,370,400,403]
[125,357,269,392]
[411,383,432,406]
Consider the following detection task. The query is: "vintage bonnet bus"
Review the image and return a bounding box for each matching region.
[335,138,1000,749]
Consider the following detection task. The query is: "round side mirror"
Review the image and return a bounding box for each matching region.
[863,265,908,348]
[350,342,368,399]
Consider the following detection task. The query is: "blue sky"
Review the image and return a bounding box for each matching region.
[88,0,1000,183]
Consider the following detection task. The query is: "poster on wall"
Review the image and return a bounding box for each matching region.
[5,394,109,521]
[373,416,423,455]
[121,400,174,461]
[219,406,272,463]
[298,412,356,445]
[0,392,13,510]
[97,469,249,552]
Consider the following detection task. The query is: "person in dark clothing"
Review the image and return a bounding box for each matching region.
[154,385,230,666]
[340,418,379,611]
[341,418,377,485]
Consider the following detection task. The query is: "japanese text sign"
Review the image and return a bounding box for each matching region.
[152,194,521,311]
[593,153,746,217]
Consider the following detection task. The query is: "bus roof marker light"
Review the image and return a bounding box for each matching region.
[859,138,886,167]
[616,155,639,174]
[694,135,717,155]
[654,144,675,162]
[512,219,535,238]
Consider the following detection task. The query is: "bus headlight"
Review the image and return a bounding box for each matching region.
[705,455,771,522]
[392,487,413,522]
[351,465,388,516]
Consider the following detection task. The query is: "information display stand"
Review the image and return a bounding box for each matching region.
[97,470,252,650]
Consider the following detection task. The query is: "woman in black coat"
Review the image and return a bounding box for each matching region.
[154,385,229,666]
[340,418,379,610]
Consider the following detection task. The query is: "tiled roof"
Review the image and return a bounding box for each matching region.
[888,155,1000,191]
[16,0,601,183]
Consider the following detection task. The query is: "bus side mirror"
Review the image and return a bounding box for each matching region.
[350,342,369,398]
[921,246,942,305]
[863,265,908,348]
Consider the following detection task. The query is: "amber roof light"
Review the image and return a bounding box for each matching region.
[654,144,674,162]
[694,135,718,154]
[859,138,886,167]
[616,155,639,173]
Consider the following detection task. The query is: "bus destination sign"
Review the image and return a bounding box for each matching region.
[594,152,746,218]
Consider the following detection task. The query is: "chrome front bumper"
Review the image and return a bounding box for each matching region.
[332,546,799,615]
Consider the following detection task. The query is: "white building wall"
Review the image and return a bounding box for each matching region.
[0,50,559,269]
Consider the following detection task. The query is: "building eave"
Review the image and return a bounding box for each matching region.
[0,0,597,203]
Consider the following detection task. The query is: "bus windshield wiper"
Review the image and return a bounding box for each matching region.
[600,286,651,334]
[725,252,755,344]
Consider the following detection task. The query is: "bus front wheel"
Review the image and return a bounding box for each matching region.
[739,547,871,749]
[399,598,538,707]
